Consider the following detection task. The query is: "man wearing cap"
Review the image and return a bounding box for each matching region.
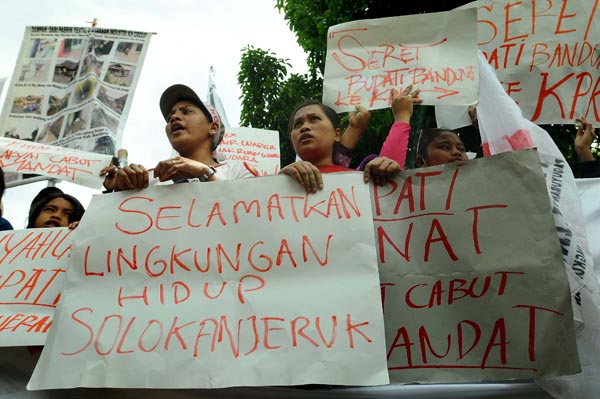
[106,84,257,191]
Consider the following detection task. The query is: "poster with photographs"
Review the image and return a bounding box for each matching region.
[0,26,153,166]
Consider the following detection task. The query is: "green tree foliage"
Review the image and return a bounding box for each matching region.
[275,0,368,77]
[275,0,469,77]
[239,1,586,172]
[238,46,290,129]
[238,46,320,166]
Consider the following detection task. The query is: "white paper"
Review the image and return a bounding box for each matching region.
[323,8,479,112]
[28,174,389,389]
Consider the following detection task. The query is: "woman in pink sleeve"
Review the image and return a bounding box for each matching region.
[280,100,401,192]
[357,85,422,171]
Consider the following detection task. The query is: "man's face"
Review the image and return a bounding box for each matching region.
[165,100,214,156]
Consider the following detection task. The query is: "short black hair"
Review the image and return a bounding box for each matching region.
[416,128,457,160]
[27,188,85,228]
[287,100,341,135]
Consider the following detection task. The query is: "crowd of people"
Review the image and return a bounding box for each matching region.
[0,82,597,231]
[0,80,597,399]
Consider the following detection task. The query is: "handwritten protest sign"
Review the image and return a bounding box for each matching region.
[216,127,280,175]
[0,136,112,188]
[0,228,73,346]
[374,149,579,382]
[28,174,389,389]
[323,8,479,112]
[458,0,600,124]
[0,26,153,167]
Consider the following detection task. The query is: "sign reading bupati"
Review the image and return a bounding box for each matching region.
[0,137,111,188]
[374,150,580,382]
[216,127,280,175]
[0,228,73,346]
[28,175,389,389]
[0,26,153,159]
[461,0,600,124]
[323,8,479,112]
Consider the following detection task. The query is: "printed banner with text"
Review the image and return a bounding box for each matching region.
[374,150,580,382]
[323,8,479,112]
[459,0,600,124]
[0,26,153,161]
[28,174,389,389]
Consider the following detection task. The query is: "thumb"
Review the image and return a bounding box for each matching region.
[363,165,371,183]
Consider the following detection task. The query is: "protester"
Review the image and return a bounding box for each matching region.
[22,187,83,357]
[357,85,423,171]
[332,104,371,167]
[355,84,469,170]
[574,116,599,178]
[0,167,13,231]
[26,187,85,229]
[414,127,469,167]
[103,84,258,192]
[280,99,402,192]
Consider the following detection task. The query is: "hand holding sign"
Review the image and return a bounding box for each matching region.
[152,156,215,182]
[323,8,479,112]
[363,156,401,185]
[113,163,149,191]
[279,161,323,193]
[574,116,597,163]
[392,85,423,124]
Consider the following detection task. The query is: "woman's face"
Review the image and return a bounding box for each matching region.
[420,132,468,167]
[34,197,74,228]
[165,100,217,156]
[290,104,341,164]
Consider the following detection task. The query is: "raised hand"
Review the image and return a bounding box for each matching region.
[392,84,423,123]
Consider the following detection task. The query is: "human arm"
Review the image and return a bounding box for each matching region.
[332,142,354,168]
[332,105,371,167]
[100,161,118,193]
[279,161,323,193]
[340,105,371,151]
[378,86,421,169]
[380,122,411,169]
[112,164,150,191]
[153,157,217,182]
[575,116,596,163]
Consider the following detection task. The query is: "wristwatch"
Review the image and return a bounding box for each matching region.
[200,166,216,182]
